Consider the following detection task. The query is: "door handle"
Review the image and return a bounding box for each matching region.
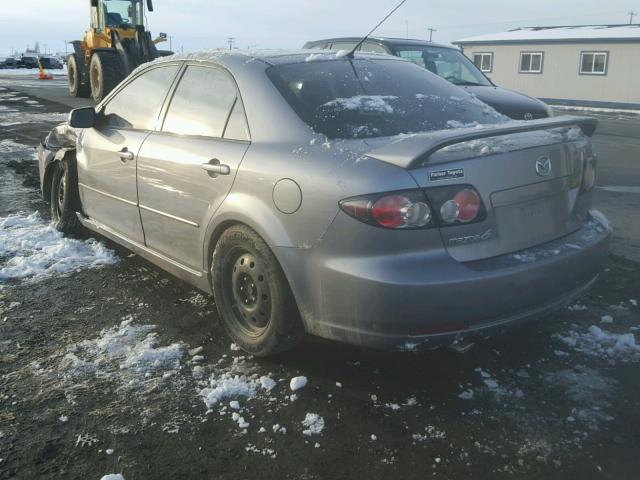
[201,160,231,176]
[117,148,134,161]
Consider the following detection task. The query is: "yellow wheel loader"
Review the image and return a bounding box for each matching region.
[68,0,171,102]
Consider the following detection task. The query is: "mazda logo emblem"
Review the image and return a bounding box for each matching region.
[535,156,552,177]
[524,112,533,120]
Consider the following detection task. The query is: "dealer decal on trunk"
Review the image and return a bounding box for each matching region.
[429,168,465,182]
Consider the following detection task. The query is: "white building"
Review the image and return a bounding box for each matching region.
[454,25,640,109]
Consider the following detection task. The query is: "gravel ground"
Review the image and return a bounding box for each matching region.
[0,86,639,480]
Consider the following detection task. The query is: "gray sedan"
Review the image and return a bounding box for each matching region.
[38,50,611,355]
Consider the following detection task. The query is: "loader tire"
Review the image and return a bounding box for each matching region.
[67,55,90,98]
[89,51,124,103]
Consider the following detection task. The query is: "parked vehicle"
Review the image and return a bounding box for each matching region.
[17,55,39,69]
[0,56,17,69]
[303,37,553,120]
[38,51,610,356]
[39,56,64,70]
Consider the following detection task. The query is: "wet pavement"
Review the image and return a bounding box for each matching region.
[0,83,639,479]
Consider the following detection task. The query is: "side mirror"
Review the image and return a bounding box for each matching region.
[69,107,97,129]
[146,0,154,12]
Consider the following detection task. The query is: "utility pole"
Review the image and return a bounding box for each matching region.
[169,35,173,51]
[226,37,235,50]
[64,40,68,55]
[405,20,409,39]
[630,10,638,24]
[427,27,437,42]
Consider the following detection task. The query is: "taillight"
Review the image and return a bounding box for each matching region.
[340,190,433,229]
[581,155,597,192]
[439,189,481,224]
[339,185,486,229]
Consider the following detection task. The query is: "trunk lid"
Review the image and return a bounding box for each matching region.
[365,117,597,262]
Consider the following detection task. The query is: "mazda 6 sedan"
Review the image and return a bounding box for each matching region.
[38,50,611,356]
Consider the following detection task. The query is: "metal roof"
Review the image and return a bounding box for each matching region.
[454,25,640,45]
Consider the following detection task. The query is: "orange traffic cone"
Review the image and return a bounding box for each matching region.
[37,61,54,80]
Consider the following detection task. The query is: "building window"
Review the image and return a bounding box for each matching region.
[473,52,493,73]
[580,52,608,75]
[519,52,544,73]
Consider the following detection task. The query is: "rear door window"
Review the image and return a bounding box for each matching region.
[162,65,242,138]
[101,65,180,130]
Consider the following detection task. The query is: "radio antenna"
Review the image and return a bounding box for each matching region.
[347,0,409,58]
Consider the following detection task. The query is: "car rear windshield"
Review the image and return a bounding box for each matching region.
[266,58,506,139]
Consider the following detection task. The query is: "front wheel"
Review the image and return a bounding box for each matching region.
[89,51,123,103]
[212,225,304,356]
[50,158,81,234]
[67,55,90,98]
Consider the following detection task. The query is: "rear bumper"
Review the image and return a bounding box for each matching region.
[276,210,611,350]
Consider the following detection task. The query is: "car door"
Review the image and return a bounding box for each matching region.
[76,64,180,242]
[136,64,251,270]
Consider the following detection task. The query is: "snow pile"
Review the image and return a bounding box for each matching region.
[301,413,324,436]
[290,376,307,391]
[0,212,116,281]
[199,372,257,408]
[475,368,524,400]
[557,325,640,362]
[259,376,277,391]
[64,316,185,377]
[412,425,446,442]
[321,95,398,114]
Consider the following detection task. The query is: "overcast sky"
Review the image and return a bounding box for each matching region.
[1,0,638,55]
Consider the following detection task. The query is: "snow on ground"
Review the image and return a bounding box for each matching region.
[0,212,117,281]
[289,376,307,391]
[63,315,185,380]
[545,367,616,431]
[0,111,68,127]
[100,474,124,480]
[556,325,640,362]
[301,413,325,436]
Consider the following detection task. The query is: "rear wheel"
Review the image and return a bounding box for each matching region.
[89,51,123,103]
[67,55,90,98]
[50,158,81,234]
[212,225,304,356]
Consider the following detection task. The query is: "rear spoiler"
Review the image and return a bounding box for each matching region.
[366,115,597,169]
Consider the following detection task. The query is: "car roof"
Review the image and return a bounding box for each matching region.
[305,37,458,51]
[141,49,404,71]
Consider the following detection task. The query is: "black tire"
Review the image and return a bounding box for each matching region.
[50,157,81,234]
[212,225,304,356]
[89,51,123,103]
[67,55,90,98]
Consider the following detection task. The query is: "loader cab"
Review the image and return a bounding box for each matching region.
[90,0,148,32]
